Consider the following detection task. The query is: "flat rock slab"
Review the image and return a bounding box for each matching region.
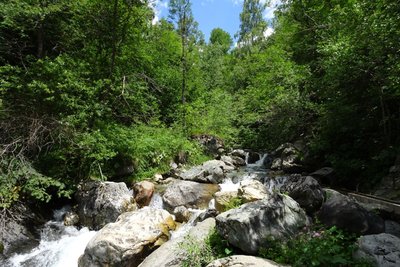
[78,207,176,267]
[206,255,284,267]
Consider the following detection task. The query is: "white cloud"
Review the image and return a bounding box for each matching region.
[149,0,169,25]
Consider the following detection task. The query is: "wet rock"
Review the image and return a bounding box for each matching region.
[318,192,385,235]
[214,191,240,212]
[247,152,260,164]
[238,179,269,203]
[354,233,400,267]
[221,155,246,167]
[133,181,155,208]
[206,255,282,267]
[230,149,246,160]
[78,207,176,267]
[0,203,42,257]
[178,160,233,184]
[310,167,335,185]
[138,218,216,267]
[281,175,324,214]
[173,206,191,223]
[162,180,219,212]
[75,181,136,230]
[63,211,79,226]
[195,208,219,223]
[271,143,303,173]
[216,193,309,255]
[385,220,400,239]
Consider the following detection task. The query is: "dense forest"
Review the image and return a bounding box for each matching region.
[0,0,399,210]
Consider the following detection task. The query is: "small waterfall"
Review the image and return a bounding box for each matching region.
[4,207,97,267]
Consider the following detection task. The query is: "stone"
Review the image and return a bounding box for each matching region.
[281,175,324,214]
[162,180,219,212]
[133,181,155,208]
[318,192,385,235]
[310,167,335,185]
[75,181,136,230]
[354,233,400,267]
[78,207,176,267]
[214,191,240,212]
[272,143,303,173]
[216,193,309,255]
[191,134,224,156]
[173,206,191,223]
[385,220,400,239]
[138,218,216,267]
[0,203,42,257]
[247,152,260,164]
[231,149,246,160]
[206,255,283,267]
[178,160,233,184]
[270,158,282,170]
[63,211,79,226]
[221,155,246,167]
[238,179,269,203]
[195,209,219,224]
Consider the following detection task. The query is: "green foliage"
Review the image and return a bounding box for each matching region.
[209,28,232,53]
[180,229,235,267]
[223,197,243,211]
[259,226,372,267]
[0,157,72,209]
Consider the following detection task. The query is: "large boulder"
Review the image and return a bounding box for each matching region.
[310,167,335,186]
[191,134,224,156]
[216,193,309,255]
[230,149,246,160]
[214,191,240,212]
[354,233,400,267]
[162,180,219,212]
[247,152,260,164]
[178,160,233,184]
[238,179,269,203]
[271,143,303,173]
[221,155,246,167]
[0,203,42,257]
[133,181,155,208]
[78,207,176,267]
[280,175,324,214]
[75,181,136,230]
[318,192,385,235]
[206,255,283,267]
[138,218,216,267]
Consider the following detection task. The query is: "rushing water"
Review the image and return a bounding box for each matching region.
[2,152,285,267]
[3,207,97,267]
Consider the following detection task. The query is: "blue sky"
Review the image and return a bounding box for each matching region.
[152,0,280,42]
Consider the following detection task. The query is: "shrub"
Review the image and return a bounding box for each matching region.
[259,226,372,267]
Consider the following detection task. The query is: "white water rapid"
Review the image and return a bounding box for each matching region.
[4,207,97,267]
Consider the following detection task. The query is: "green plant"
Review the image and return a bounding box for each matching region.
[223,197,243,211]
[179,229,235,267]
[259,226,372,267]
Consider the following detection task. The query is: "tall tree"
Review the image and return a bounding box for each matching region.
[168,0,199,130]
[210,28,233,53]
[237,0,267,49]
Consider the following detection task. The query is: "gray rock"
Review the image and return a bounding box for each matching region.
[78,207,176,267]
[247,152,260,164]
[173,206,191,223]
[216,193,309,254]
[63,211,79,226]
[354,233,400,267]
[162,180,219,212]
[221,155,246,167]
[318,192,385,235]
[179,160,233,184]
[75,181,136,230]
[195,209,219,224]
[231,149,246,160]
[214,191,240,212]
[385,220,400,239]
[271,143,303,173]
[238,179,269,203]
[138,218,216,267]
[281,175,324,214]
[310,167,335,185]
[271,158,282,170]
[206,255,283,267]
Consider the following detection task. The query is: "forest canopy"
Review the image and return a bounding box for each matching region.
[0,0,399,208]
